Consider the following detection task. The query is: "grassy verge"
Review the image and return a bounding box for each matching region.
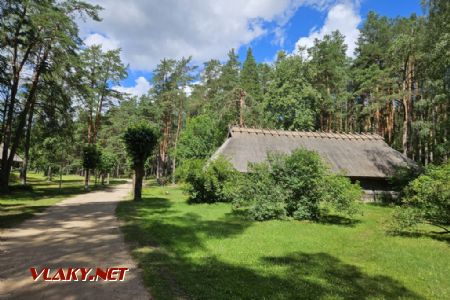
[0,172,127,229]
[117,182,450,299]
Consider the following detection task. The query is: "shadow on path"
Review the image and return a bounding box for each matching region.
[0,184,149,299]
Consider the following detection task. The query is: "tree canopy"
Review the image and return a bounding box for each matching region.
[1,0,449,192]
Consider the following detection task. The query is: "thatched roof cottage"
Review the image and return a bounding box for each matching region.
[212,126,415,192]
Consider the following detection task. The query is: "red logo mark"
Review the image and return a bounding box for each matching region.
[30,267,129,282]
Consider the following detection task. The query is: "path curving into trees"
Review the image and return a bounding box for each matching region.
[0,183,150,299]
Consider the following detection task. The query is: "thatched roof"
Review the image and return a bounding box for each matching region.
[212,126,414,178]
[0,144,23,163]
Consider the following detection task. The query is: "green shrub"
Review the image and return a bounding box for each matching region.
[185,156,240,203]
[272,150,328,219]
[322,174,361,217]
[174,158,203,182]
[234,149,362,221]
[389,207,424,233]
[233,162,288,220]
[391,162,450,232]
[388,165,421,202]
[249,198,287,221]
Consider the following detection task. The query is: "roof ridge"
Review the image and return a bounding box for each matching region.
[229,126,384,141]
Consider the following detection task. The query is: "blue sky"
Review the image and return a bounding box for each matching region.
[245,0,423,64]
[79,0,424,96]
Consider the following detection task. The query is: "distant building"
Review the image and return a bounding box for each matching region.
[0,143,23,166]
[212,126,416,198]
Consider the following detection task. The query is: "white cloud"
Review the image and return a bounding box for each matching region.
[78,0,345,71]
[294,1,361,57]
[273,27,287,46]
[83,33,120,51]
[113,76,151,97]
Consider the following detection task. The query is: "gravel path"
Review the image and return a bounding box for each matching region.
[0,183,151,299]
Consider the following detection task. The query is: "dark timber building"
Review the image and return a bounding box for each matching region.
[0,143,23,167]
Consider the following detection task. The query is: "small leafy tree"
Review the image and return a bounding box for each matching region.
[99,152,117,184]
[123,124,158,200]
[175,114,223,162]
[185,157,240,203]
[391,162,450,233]
[82,144,101,190]
[272,150,330,219]
[233,162,288,221]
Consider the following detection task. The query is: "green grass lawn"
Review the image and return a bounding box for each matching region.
[117,182,450,300]
[0,172,126,229]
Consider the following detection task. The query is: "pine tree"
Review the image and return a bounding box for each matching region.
[241,48,262,102]
[308,31,350,132]
[0,0,100,191]
[151,58,194,179]
[353,12,396,138]
[220,49,240,92]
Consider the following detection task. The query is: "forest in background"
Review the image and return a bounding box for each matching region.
[0,0,449,189]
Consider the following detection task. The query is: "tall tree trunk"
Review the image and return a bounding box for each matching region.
[387,99,395,144]
[47,165,52,182]
[156,155,161,179]
[444,100,449,161]
[59,164,63,191]
[430,109,435,164]
[402,57,413,157]
[91,88,107,144]
[0,47,47,191]
[87,113,94,144]
[172,96,185,184]
[84,168,90,191]
[0,7,34,190]
[159,112,171,179]
[239,89,246,127]
[0,92,10,145]
[0,75,20,190]
[134,164,144,201]
[402,100,410,156]
[20,101,35,185]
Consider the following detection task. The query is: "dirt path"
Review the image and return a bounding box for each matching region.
[0,183,150,299]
